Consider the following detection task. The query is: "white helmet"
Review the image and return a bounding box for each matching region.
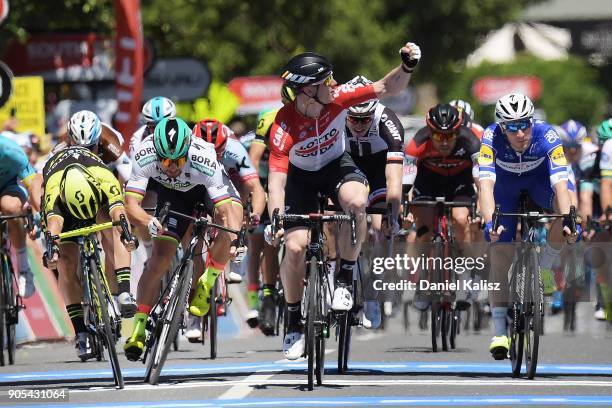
[142,96,176,124]
[68,110,101,147]
[347,75,378,117]
[449,99,474,122]
[495,93,534,123]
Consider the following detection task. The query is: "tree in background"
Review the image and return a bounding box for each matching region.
[1,0,544,84]
[443,54,608,127]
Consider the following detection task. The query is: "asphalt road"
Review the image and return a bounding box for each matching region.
[1,302,611,407]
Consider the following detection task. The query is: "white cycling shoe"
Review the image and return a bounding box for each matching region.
[185,313,202,342]
[362,300,381,329]
[332,285,353,311]
[283,331,305,360]
[227,271,243,284]
[18,270,35,298]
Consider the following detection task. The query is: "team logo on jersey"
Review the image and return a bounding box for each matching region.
[549,145,567,166]
[483,128,494,141]
[545,129,559,144]
[478,145,494,166]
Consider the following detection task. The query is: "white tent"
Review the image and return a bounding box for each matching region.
[467,22,571,67]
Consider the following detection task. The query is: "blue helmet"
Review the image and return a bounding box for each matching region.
[559,119,587,147]
[142,96,176,124]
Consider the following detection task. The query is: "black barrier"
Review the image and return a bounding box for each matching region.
[0,60,12,108]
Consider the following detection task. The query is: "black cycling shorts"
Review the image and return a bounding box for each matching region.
[413,169,475,201]
[353,150,387,206]
[284,152,368,230]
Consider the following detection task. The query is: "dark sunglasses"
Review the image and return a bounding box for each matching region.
[347,115,373,124]
[503,119,532,133]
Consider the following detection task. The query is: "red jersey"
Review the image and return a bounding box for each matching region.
[269,84,377,173]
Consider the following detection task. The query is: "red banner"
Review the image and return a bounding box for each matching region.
[0,0,8,26]
[115,0,143,150]
[472,76,542,105]
[228,76,284,114]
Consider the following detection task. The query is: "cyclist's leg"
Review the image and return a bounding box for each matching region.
[97,210,136,317]
[0,185,34,298]
[57,237,94,360]
[260,230,280,334]
[246,231,263,326]
[333,153,369,311]
[487,180,520,357]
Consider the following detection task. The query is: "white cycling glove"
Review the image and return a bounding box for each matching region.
[148,217,161,238]
[264,224,275,246]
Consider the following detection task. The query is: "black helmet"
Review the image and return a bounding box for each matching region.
[281,52,333,88]
[426,103,463,134]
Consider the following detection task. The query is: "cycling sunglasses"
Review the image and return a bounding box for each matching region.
[432,132,457,142]
[314,73,334,87]
[347,115,374,124]
[158,156,187,168]
[503,118,532,133]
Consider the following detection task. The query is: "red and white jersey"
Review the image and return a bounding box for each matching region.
[269,84,377,173]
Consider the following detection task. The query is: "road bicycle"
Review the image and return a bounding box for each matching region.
[46,214,135,389]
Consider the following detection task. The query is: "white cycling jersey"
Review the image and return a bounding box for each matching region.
[126,135,232,205]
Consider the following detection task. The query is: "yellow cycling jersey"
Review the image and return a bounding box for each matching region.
[42,146,124,220]
[254,107,280,146]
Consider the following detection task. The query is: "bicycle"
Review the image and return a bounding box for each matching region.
[142,202,243,384]
[404,196,477,352]
[45,214,135,389]
[0,208,33,366]
[201,263,236,360]
[491,191,576,379]
[271,205,356,391]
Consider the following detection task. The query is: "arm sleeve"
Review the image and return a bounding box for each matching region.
[227,138,259,182]
[333,83,377,109]
[379,107,405,163]
[600,140,612,179]
[268,120,293,174]
[544,128,569,186]
[124,157,151,199]
[43,172,63,219]
[477,128,497,182]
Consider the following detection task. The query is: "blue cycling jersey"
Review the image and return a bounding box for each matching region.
[0,134,36,188]
[478,120,569,242]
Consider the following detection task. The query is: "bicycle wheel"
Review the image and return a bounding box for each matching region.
[509,261,524,377]
[450,309,458,349]
[209,277,218,360]
[147,260,193,385]
[525,248,542,379]
[431,301,440,352]
[337,312,350,374]
[90,258,124,389]
[0,255,6,367]
[315,269,326,386]
[441,306,450,351]
[305,256,318,390]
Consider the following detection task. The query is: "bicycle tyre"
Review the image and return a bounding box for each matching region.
[337,312,349,374]
[315,267,326,386]
[431,301,440,352]
[509,261,524,378]
[441,307,449,352]
[4,253,17,365]
[148,260,193,385]
[0,254,6,367]
[306,256,318,390]
[210,276,218,360]
[450,309,458,349]
[525,247,542,379]
[90,258,124,389]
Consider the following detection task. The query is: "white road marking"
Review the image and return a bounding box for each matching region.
[67,378,612,394]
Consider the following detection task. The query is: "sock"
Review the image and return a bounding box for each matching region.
[137,304,152,314]
[115,267,131,294]
[16,247,29,274]
[247,283,259,309]
[66,304,86,334]
[539,244,561,270]
[492,307,508,337]
[204,257,225,287]
[262,284,276,297]
[133,312,148,337]
[144,239,153,258]
[338,259,356,285]
[286,301,302,332]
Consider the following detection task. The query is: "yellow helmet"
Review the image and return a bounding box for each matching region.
[60,164,103,220]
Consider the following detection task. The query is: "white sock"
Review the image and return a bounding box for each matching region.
[540,244,561,270]
[16,247,29,274]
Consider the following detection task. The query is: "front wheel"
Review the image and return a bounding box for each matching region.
[525,249,542,379]
[90,259,124,389]
[305,256,319,390]
[209,277,219,360]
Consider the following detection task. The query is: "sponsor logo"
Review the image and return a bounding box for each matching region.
[455,147,466,156]
[549,145,567,166]
[545,129,559,144]
[137,156,156,168]
[478,145,494,166]
[281,71,316,84]
[383,119,402,141]
[294,128,339,157]
[496,157,545,173]
[483,128,494,141]
[135,147,156,161]
[273,126,286,151]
